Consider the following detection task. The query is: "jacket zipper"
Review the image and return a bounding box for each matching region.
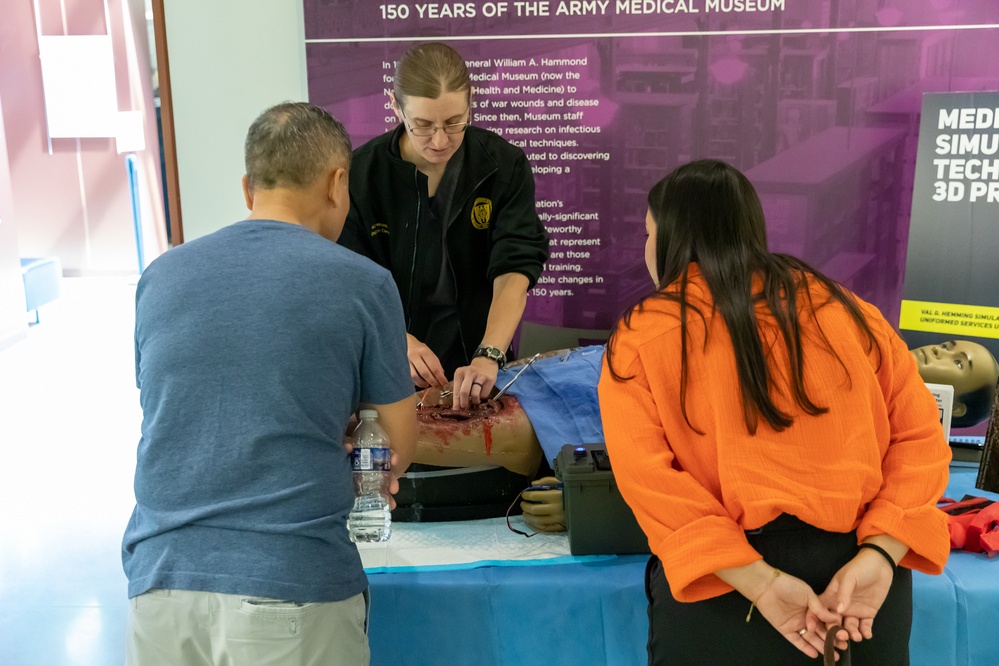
[405,168,421,332]
[445,169,496,361]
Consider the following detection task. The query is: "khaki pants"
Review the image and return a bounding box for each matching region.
[126,589,369,666]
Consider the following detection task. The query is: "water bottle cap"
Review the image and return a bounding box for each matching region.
[359,409,378,419]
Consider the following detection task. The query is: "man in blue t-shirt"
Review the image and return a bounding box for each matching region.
[123,103,415,666]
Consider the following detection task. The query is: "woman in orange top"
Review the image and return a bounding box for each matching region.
[598,160,951,665]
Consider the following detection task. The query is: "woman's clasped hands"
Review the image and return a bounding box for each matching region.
[813,545,897,645]
[730,549,896,661]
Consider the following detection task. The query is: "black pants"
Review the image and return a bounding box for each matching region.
[645,515,912,666]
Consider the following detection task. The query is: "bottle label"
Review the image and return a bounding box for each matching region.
[352,447,391,472]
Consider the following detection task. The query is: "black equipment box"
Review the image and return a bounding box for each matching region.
[554,443,651,556]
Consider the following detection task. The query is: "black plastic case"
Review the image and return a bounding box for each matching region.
[554,443,650,556]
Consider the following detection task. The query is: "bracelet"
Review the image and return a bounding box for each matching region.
[858,542,897,570]
[745,568,781,623]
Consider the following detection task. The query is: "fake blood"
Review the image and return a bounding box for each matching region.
[417,398,510,457]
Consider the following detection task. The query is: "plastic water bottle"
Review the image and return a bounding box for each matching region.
[347,410,392,543]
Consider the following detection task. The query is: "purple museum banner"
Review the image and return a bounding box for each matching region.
[303,1,999,342]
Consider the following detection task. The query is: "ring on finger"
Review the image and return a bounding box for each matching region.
[798,628,807,636]
[471,381,482,387]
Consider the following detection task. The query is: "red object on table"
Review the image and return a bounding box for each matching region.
[938,496,999,557]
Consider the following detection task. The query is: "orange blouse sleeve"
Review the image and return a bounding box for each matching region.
[598,333,761,602]
[857,318,952,574]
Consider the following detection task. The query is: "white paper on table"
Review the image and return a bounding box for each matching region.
[357,516,606,572]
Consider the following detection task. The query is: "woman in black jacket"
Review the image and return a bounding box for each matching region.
[339,42,549,412]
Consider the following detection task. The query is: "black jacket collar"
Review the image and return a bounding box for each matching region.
[377,125,499,203]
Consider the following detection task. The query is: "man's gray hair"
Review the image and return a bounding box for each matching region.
[244,102,352,191]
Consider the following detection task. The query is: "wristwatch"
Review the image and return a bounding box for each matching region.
[473,345,506,369]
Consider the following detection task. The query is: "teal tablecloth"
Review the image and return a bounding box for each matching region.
[368,465,998,666]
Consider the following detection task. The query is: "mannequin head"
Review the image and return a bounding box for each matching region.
[911,340,999,427]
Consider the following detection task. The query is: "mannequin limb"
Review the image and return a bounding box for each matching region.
[412,389,543,479]
[404,348,578,530]
[521,476,566,533]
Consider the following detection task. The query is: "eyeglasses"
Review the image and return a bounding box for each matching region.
[400,107,471,137]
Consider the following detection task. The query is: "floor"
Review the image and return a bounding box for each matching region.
[0,277,140,666]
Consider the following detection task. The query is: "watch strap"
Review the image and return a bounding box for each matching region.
[473,345,506,369]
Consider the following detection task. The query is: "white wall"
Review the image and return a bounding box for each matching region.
[0,92,27,349]
[1,0,168,275]
[163,0,308,241]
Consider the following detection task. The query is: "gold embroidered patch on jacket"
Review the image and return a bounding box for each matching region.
[371,223,389,236]
[471,198,492,230]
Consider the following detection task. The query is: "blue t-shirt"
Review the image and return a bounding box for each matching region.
[123,219,411,602]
